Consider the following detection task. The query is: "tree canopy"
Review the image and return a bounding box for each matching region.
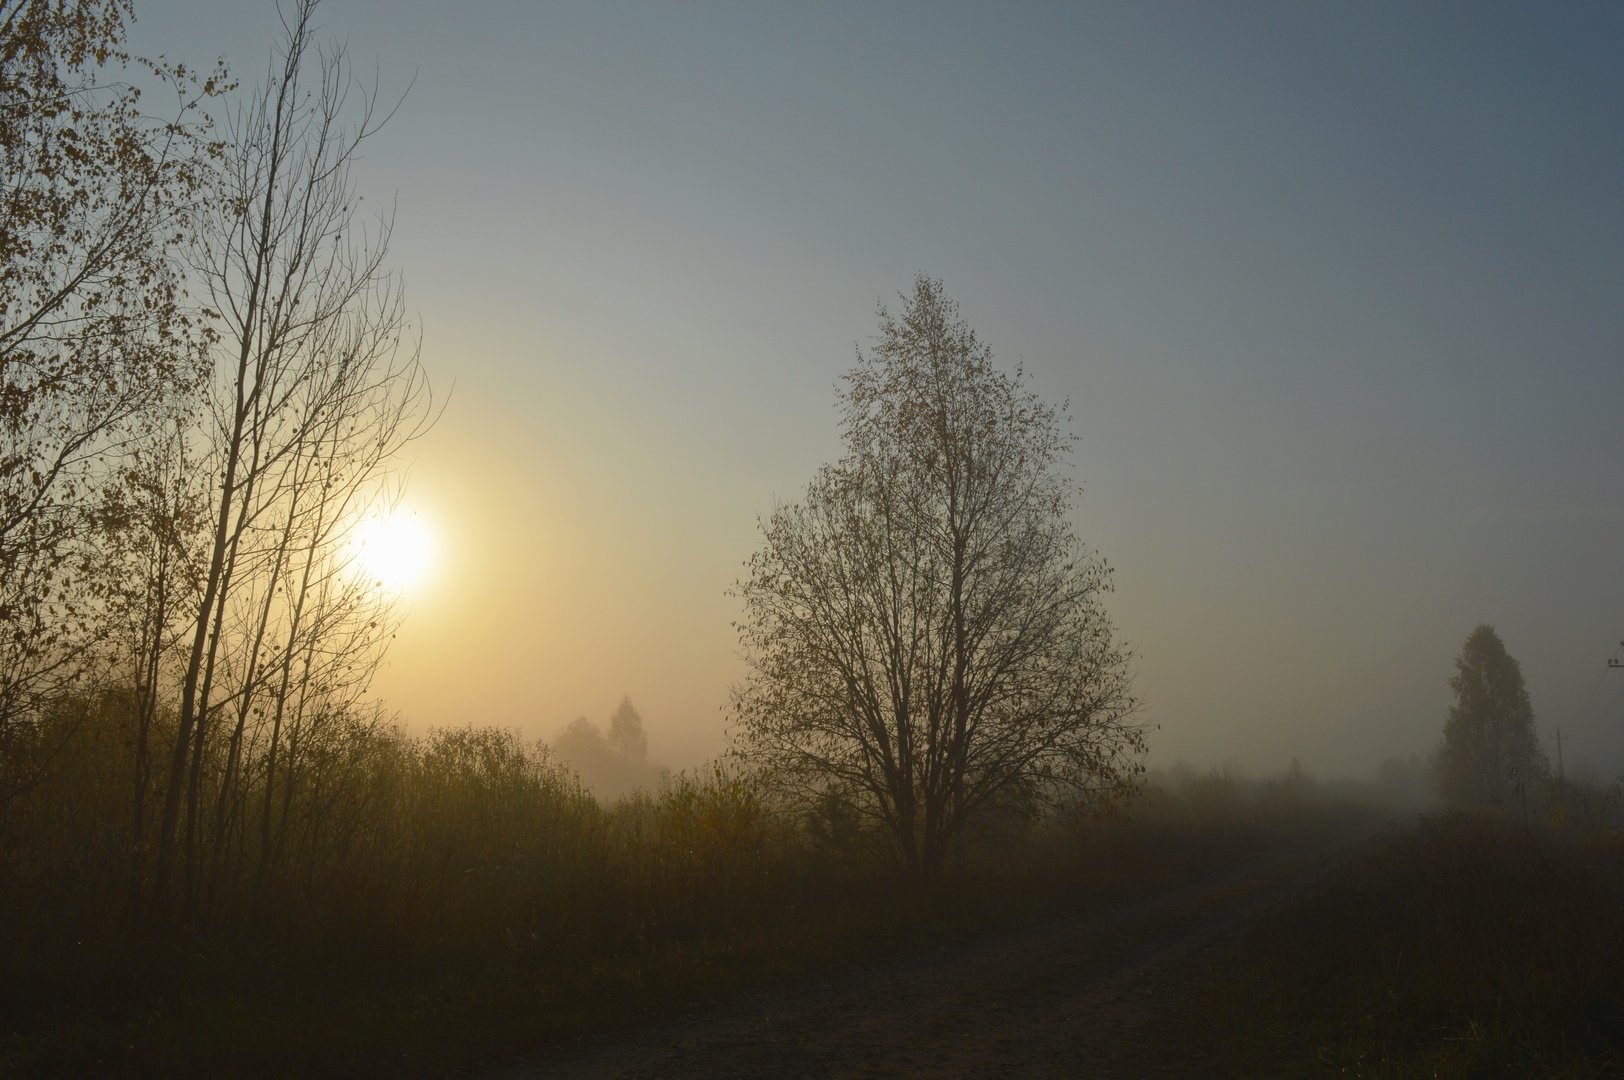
[731,276,1141,877]
[0,0,221,765]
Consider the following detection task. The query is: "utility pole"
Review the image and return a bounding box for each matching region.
[1550,726,1566,781]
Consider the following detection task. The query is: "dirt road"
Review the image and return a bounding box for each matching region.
[494,830,1367,1079]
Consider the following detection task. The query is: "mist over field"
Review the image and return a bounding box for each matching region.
[73,0,1623,790]
[3,1,1623,1076]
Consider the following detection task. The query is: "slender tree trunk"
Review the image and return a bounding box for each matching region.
[126,534,169,918]
[258,533,320,901]
[153,3,305,920]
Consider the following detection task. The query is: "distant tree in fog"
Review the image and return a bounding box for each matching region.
[551,697,661,800]
[607,695,648,760]
[731,276,1142,879]
[1434,625,1547,807]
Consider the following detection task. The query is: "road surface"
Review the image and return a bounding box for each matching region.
[493,829,1364,1079]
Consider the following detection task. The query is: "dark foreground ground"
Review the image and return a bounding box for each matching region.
[11,807,1617,1076]
[2,797,1368,1078]
[496,812,1624,1079]
[493,830,1365,1079]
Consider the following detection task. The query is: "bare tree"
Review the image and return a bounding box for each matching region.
[152,0,433,918]
[732,276,1142,878]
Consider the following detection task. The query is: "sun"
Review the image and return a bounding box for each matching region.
[351,509,436,593]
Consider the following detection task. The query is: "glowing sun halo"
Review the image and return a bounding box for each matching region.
[352,511,435,592]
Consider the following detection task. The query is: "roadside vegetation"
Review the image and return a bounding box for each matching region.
[1198,803,1624,1076]
[1,723,1374,1078]
[7,672,1618,1078]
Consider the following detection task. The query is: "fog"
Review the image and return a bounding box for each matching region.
[550,697,667,801]
[126,1,1624,785]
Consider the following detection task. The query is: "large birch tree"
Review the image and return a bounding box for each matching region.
[732,276,1141,878]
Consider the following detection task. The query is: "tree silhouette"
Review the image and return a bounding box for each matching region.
[1434,624,1547,807]
[732,276,1141,878]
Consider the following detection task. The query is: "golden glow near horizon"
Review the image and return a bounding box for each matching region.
[352,509,437,594]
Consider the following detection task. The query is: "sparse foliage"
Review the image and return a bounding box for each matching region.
[0,0,222,794]
[732,276,1142,877]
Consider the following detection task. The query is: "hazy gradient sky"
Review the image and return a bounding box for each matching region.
[132,1,1624,779]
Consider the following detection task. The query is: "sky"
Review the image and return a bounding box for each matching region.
[129,1,1624,781]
